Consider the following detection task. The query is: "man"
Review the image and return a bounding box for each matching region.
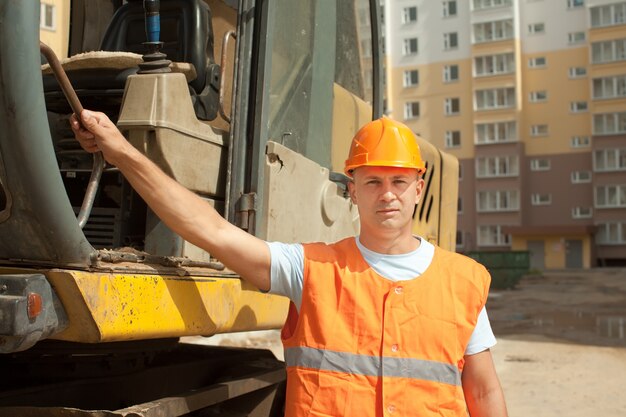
[71,111,508,416]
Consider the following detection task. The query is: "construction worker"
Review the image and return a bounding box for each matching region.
[71,111,508,417]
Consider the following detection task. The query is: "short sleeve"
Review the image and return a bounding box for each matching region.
[464,307,497,355]
[267,241,305,310]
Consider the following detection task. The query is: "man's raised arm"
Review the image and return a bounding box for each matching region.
[70,110,271,291]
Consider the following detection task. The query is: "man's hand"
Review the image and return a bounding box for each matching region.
[70,110,131,166]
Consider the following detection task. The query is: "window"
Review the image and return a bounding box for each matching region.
[444,98,460,115]
[403,70,419,87]
[531,193,552,205]
[456,230,464,248]
[593,75,626,99]
[569,67,587,78]
[572,206,592,219]
[530,158,551,171]
[458,198,463,213]
[529,56,547,68]
[477,225,511,247]
[593,148,626,171]
[443,1,458,17]
[571,171,592,183]
[477,190,519,212]
[570,101,588,112]
[528,23,545,34]
[568,32,586,44]
[595,184,626,208]
[591,3,626,28]
[444,32,459,50]
[530,90,548,102]
[40,3,56,30]
[531,124,549,136]
[473,19,514,43]
[404,101,420,119]
[568,0,584,8]
[403,38,419,55]
[476,155,519,177]
[591,39,626,64]
[596,222,626,244]
[402,6,418,24]
[473,0,513,11]
[476,121,517,144]
[443,65,460,82]
[474,53,515,76]
[571,136,590,148]
[446,130,461,148]
[475,87,515,110]
[593,112,626,135]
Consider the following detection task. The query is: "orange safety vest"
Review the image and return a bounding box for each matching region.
[281,237,491,417]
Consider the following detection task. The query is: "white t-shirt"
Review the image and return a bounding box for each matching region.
[268,237,496,356]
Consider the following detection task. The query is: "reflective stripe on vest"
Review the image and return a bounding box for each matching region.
[284,345,462,386]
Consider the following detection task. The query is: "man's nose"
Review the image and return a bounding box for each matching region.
[380,183,396,201]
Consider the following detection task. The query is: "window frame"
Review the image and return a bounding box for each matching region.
[40,2,56,31]
[530,124,549,137]
[572,206,593,219]
[403,37,419,56]
[404,101,420,119]
[444,97,461,115]
[444,32,459,50]
[475,121,517,144]
[531,193,552,206]
[477,225,511,247]
[530,158,551,171]
[402,6,418,24]
[571,171,592,183]
[529,56,547,68]
[403,69,419,87]
[445,130,461,148]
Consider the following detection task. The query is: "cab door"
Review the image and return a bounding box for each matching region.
[230,0,383,243]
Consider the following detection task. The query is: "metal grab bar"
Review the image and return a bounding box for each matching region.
[218,30,236,123]
[39,42,105,229]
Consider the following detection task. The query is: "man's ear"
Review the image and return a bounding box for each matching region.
[348,181,357,204]
[414,178,425,205]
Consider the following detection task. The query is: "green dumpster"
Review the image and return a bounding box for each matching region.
[466,251,530,289]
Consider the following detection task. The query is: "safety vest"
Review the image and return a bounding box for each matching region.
[281,237,490,417]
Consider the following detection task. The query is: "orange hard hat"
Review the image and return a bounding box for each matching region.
[344,116,426,177]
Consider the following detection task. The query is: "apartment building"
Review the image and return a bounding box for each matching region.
[385,0,626,268]
[39,0,71,59]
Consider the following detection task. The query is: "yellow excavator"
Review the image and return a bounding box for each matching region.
[0,0,458,415]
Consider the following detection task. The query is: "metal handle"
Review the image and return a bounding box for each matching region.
[40,42,105,229]
[218,30,236,123]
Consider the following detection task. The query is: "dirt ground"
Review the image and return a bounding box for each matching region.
[487,268,626,417]
[186,268,626,416]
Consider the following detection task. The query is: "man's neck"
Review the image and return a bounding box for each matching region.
[358,228,420,255]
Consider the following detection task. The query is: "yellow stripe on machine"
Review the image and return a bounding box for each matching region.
[45,269,289,343]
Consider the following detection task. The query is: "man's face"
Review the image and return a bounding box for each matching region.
[348,166,424,235]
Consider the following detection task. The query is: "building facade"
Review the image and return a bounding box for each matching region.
[385,0,626,268]
[39,0,71,59]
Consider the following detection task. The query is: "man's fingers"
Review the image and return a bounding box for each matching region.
[70,114,95,139]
